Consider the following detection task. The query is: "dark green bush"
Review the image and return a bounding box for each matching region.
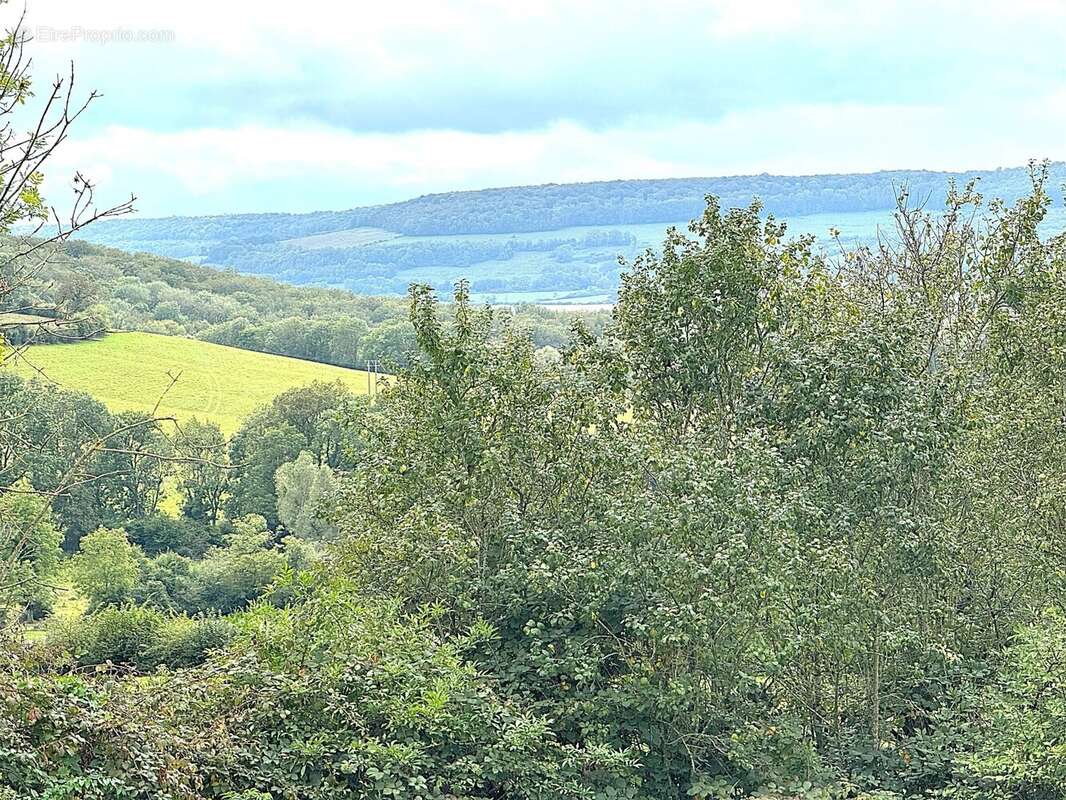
[148,615,234,668]
[74,606,165,667]
[125,513,215,557]
[47,606,234,669]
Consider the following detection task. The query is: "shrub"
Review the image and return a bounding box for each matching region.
[69,527,142,609]
[148,615,234,668]
[72,605,166,667]
[185,518,288,614]
[47,606,233,669]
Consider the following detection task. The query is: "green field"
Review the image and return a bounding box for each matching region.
[10,332,373,434]
[282,226,400,249]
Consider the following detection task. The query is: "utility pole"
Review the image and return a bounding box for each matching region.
[365,358,381,399]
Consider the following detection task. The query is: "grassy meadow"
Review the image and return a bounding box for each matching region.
[11,331,374,434]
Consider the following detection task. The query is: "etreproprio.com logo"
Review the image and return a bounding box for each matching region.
[36,26,176,45]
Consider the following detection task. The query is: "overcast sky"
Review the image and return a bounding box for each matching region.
[15,0,1066,216]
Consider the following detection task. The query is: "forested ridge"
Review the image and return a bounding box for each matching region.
[79,164,1066,240]
[70,165,1066,300]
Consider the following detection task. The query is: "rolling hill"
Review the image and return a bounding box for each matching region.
[10,332,375,434]
[71,164,1066,302]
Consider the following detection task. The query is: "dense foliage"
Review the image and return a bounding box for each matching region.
[4,14,1066,797]
[322,177,1066,798]
[4,173,1066,797]
[0,372,353,637]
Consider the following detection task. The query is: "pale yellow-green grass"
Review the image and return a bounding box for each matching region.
[157,475,183,518]
[9,331,374,435]
[47,564,88,626]
[19,564,88,642]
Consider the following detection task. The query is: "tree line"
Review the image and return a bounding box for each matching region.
[1,238,601,368]
[202,229,632,295]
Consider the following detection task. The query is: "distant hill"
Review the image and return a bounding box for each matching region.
[73,164,1066,302]
[4,238,592,371]
[11,332,374,434]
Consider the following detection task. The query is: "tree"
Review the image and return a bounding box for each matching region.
[275,451,338,540]
[0,376,115,547]
[226,413,304,528]
[188,515,287,614]
[175,418,230,524]
[323,180,1066,797]
[94,412,175,522]
[226,382,353,527]
[70,527,142,609]
[612,197,812,439]
[359,317,416,366]
[0,481,62,619]
[268,381,353,467]
[125,514,213,558]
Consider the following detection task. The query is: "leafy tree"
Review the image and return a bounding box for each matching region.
[124,513,213,557]
[0,376,115,547]
[275,450,338,540]
[268,381,353,467]
[70,527,142,609]
[961,612,1066,795]
[359,316,416,365]
[138,550,197,611]
[226,382,353,527]
[325,177,1066,797]
[94,412,175,521]
[187,515,287,614]
[0,481,62,619]
[226,415,304,527]
[175,418,230,524]
[613,198,812,438]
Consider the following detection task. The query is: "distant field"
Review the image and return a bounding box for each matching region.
[282,226,400,249]
[10,332,373,434]
[470,290,614,305]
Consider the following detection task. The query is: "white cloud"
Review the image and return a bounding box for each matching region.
[702,0,1066,40]
[41,92,1066,215]
[25,0,1066,75]
[19,0,1066,215]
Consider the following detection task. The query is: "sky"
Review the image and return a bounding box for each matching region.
[13,0,1066,217]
